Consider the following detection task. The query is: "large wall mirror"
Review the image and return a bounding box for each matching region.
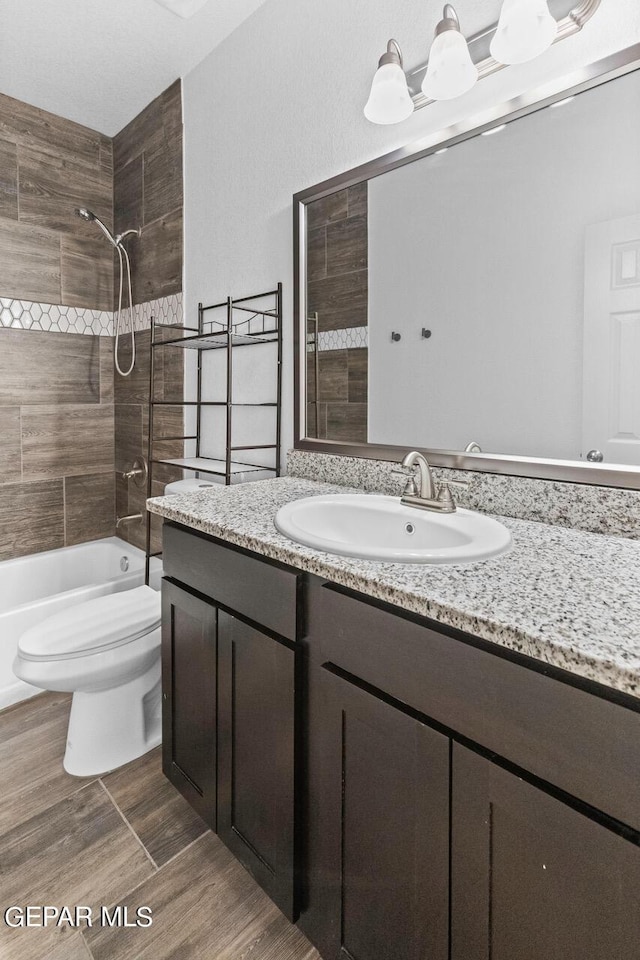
[293,44,640,488]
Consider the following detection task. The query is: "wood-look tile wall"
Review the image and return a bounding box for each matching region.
[307,347,368,442]
[0,332,115,560]
[306,183,368,443]
[0,94,116,560]
[0,80,183,560]
[0,92,114,311]
[112,81,184,550]
[113,80,183,307]
[114,329,183,553]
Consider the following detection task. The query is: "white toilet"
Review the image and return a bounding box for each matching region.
[13,585,162,777]
[11,478,216,777]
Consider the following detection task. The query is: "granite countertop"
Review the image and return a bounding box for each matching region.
[148,477,640,700]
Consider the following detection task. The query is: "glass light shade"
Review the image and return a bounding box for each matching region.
[364,63,415,125]
[490,0,557,64]
[422,29,478,101]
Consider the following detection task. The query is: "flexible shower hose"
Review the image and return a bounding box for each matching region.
[115,242,135,377]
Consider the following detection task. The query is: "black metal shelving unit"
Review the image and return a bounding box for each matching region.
[145,284,283,582]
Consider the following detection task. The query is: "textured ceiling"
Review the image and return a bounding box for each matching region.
[0,0,270,135]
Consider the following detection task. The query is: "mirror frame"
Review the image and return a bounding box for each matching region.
[293,42,640,489]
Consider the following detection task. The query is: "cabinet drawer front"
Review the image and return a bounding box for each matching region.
[310,581,640,833]
[163,523,300,641]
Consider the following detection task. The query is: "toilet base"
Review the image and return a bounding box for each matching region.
[64,659,162,777]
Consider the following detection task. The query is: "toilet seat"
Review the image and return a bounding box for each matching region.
[18,586,161,662]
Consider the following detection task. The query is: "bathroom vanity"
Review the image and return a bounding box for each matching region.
[151,476,640,960]
[161,522,299,918]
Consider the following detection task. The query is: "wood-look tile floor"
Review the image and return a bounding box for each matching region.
[0,692,320,960]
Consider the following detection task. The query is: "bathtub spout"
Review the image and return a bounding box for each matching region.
[116,513,143,529]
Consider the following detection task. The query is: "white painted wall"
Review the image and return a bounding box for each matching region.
[368,69,640,459]
[182,0,640,463]
[0,0,271,134]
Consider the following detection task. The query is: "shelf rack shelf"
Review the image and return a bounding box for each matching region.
[144,284,283,582]
[151,457,274,475]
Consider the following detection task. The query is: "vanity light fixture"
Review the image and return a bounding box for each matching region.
[364,40,415,125]
[422,5,478,102]
[363,0,600,124]
[490,0,557,65]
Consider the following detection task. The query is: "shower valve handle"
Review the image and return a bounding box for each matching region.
[121,457,148,487]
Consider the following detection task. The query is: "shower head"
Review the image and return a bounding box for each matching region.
[74,207,118,247]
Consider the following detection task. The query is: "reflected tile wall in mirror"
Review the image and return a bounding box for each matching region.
[306,183,368,443]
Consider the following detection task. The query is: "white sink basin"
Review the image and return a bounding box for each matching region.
[275,494,512,564]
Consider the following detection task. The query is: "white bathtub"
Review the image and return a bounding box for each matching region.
[0,537,161,710]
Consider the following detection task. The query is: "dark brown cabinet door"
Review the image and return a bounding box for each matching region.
[451,744,640,960]
[316,667,450,960]
[161,580,217,828]
[217,611,297,920]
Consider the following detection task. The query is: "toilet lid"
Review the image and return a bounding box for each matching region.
[18,586,161,661]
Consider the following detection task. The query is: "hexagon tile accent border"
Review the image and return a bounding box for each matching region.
[0,292,183,336]
[119,293,184,334]
[306,326,368,352]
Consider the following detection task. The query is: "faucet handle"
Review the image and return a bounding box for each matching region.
[121,456,148,487]
[442,477,470,489]
[434,474,471,506]
[391,467,418,497]
[433,482,454,509]
[436,476,471,508]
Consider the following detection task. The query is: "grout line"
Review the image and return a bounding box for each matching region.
[15,143,21,221]
[307,265,368,285]
[140,203,182,233]
[78,926,96,960]
[62,474,67,546]
[98,336,103,406]
[102,820,211,902]
[0,776,102,837]
[89,827,211,911]
[34,774,103,808]
[98,778,159,872]
[141,149,146,229]
[66,778,104,797]
[152,829,209,872]
[19,405,23,482]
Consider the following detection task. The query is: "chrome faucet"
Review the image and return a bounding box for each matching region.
[401,451,437,500]
[116,513,143,529]
[397,451,467,514]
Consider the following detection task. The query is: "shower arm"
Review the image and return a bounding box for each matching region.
[115,228,141,246]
